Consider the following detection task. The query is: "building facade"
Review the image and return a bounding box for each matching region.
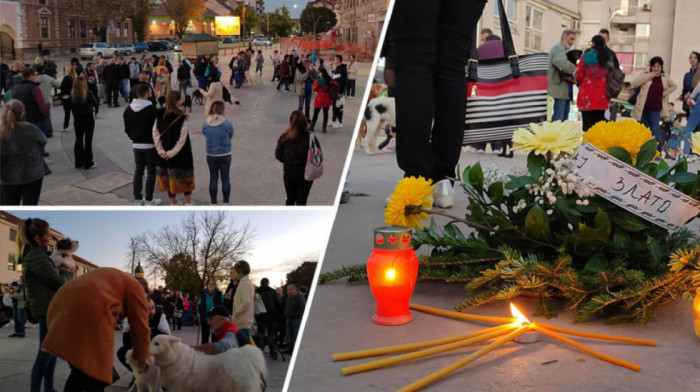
[335,0,389,54]
[0,0,134,61]
[0,211,98,288]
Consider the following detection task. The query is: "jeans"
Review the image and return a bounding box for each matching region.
[0,178,43,205]
[74,115,95,168]
[285,318,302,350]
[391,0,487,183]
[551,98,571,122]
[196,75,206,89]
[640,109,662,152]
[235,70,244,88]
[206,155,231,204]
[684,103,700,155]
[283,168,313,205]
[133,148,158,201]
[13,306,25,336]
[298,91,311,119]
[277,77,290,90]
[120,79,129,100]
[272,65,280,81]
[178,80,188,97]
[31,317,57,392]
[35,119,49,158]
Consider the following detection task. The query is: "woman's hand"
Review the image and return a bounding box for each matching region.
[137,360,150,374]
[160,153,168,159]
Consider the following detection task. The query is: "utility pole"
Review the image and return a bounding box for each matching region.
[242,1,246,44]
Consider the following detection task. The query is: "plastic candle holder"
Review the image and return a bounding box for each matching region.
[366,226,419,326]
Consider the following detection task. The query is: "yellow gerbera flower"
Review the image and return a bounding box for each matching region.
[583,120,656,162]
[512,121,582,156]
[691,133,700,156]
[385,176,435,230]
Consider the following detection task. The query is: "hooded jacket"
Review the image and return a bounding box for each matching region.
[129,62,141,80]
[202,114,234,155]
[21,242,73,319]
[124,99,158,147]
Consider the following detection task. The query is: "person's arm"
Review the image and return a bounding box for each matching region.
[32,124,47,147]
[26,250,72,290]
[689,83,700,100]
[551,45,576,75]
[664,76,678,96]
[51,76,61,89]
[124,110,132,138]
[631,72,653,88]
[165,120,188,158]
[32,87,50,118]
[124,277,150,373]
[275,135,285,162]
[152,121,165,155]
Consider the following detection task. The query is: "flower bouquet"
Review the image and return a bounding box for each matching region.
[321,120,700,324]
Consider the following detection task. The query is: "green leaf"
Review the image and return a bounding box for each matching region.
[670,172,697,184]
[527,152,546,180]
[583,252,609,272]
[427,218,442,241]
[612,228,632,250]
[607,211,649,232]
[646,235,661,265]
[469,162,484,193]
[656,159,671,182]
[525,204,551,241]
[594,209,612,237]
[635,139,658,168]
[555,198,579,225]
[607,147,633,165]
[487,182,504,204]
[505,175,536,190]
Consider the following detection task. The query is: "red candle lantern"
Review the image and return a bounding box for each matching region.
[366,226,419,325]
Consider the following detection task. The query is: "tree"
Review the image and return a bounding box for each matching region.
[267,7,295,38]
[162,0,206,39]
[131,0,154,42]
[233,3,259,38]
[131,211,256,290]
[60,0,136,42]
[163,254,203,296]
[286,261,318,292]
[300,6,337,38]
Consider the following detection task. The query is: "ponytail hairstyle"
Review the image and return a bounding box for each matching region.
[0,99,27,140]
[71,77,88,104]
[591,35,610,67]
[15,218,50,262]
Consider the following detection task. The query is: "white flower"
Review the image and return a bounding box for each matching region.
[576,200,582,205]
[582,199,589,206]
[546,209,553,215]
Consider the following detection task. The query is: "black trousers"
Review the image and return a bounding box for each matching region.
[283,168,313,205]
[581,110,606,132]
[64,363,109,392]
[311,106,329,126]
[0,178,43,205]
[107,84,120,106]
[332,98,343,123]
[391,0,486,183]
[346,79,356,97]
[73,114,95,169]
[62,100,71,129]
[255,314,280,353]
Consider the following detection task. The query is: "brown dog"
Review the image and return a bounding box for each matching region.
[357,84,387,147]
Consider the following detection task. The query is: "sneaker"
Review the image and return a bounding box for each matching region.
[382,138,396,152]
[135,199,146,206]
[146,198,162,206]
[492,149,503,155]
[61,128,69,132]
[433,179,454,209]
[476,149,485,154]
[86,162,97,169]
[333,122,343,129]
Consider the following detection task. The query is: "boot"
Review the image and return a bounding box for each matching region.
[308,122,315,132]
[322,122,327,134]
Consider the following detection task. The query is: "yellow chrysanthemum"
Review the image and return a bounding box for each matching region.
[691,133,700,156]
[512,121,582,156]
[384,176,435,230]
[583,120,656,162]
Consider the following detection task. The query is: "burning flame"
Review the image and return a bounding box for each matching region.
[510,303,531,325]
[385,268,396,281]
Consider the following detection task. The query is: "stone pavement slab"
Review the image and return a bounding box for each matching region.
[74,172,133,194]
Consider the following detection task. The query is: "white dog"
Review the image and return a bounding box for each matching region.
[245,70,260,87]
[50,238,78,270]
[149,335,267,392]
[126,349,163,392]
[363,97,396,155]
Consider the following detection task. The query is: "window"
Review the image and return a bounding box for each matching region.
[8,254,15,270]
[524,5,543,51]
[124,22,129,38]
[40,17,49,38]
[495,0,517,22]
[635,24,650,39]
[638,0,651,8]
[634,52,648,68]
[69,19,76,38]
[39,0,46,4]
[80,20,86,38]
[9,229,16,242]
[115,22,121,38]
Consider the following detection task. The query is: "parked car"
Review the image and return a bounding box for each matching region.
[251,37,272,47]
[172,40,182,52]
[112,43,136,56]
[78,42,113,60]
[156,40,173,50]
[222,37,235,44]
[147,41,169,51]
[133,42,148,53]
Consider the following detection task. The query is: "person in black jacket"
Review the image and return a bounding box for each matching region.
[124,83,160,205]
[118,57,131,104]
[193,56,208,89]
[128,71,157,107]
[330,55,348,129]
[256,278,282,359]
[275,110,318,205]
[103,58,122,107]
[223,267,238,312]
[70,77,99,169]
[59,65,76,132]
[12,68,51,174]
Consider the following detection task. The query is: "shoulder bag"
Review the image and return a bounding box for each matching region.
[464,0,548,145]
[304,133,324,181]
[254,293,266,315]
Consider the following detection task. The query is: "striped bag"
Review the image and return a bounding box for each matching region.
[463,0,548,145]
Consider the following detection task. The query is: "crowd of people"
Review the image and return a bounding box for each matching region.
[2,216,309,391]
[0,47,360,206]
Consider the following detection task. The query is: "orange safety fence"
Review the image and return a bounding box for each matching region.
[280,37,336,54]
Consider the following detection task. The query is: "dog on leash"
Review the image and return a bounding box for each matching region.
[149,335,266,392]
[50,238,79,271]
[181,95,193,113]
[192,90,204,105]
[363,96,396,155]
[245,71,260,87]
[126,349,163,392]
[357,84,387,148]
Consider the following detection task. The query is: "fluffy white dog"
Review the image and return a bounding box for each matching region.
[126,349,163,392]
[363,97,396,155]
[245,71,260,87]
[149,335,267,392]
[50,238,79,270]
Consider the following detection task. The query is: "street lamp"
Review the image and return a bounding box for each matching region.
[608,9,624,30]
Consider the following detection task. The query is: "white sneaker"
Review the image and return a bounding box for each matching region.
[61,128,69,133]
[334,122,343,129]
[135,199,145,206]
[433,179,454,209]
[146,198,162,205]
[382,138,396,152]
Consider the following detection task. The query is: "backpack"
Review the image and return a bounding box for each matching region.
[606,67,625,98]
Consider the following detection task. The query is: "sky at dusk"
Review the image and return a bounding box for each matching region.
[264,0,304,17]
[6,209,334,288]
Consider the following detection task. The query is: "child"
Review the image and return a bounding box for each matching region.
[202,101,234,205]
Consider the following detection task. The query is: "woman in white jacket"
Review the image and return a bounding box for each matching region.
[346,54,358,98]
[232,260,255,340]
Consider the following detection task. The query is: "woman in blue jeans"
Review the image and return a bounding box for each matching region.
[631,56,677,152]
[16,218,73,392]
[389,0,487,208]
[202,101,234,205]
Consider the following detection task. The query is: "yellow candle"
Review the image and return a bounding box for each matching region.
[534,322,657,346]
[694,288,700,339]
[396,325,529,392]
[410,303,516,324]
[530,323,641,372]
[333,323,513,362]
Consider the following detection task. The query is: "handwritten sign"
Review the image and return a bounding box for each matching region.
[572,143,700,231]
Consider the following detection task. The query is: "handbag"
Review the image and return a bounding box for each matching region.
[174,309,183,318]
[304,133,324,181]
[23,284,38,324]
[254,293,266,316]
[463,0,548,145]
